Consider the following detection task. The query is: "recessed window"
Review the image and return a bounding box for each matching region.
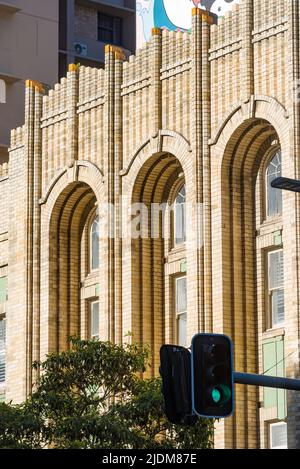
[0,317,6,384]
[266,150,282,218]
[98,13,122,45]
[174,185,186,246]
[270,422,287,449]
[175,277,187,347]
[90,216,99,271]
[90,301,100,340]
[268,250,284,327]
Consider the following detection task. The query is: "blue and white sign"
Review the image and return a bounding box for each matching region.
[137,0,240,46]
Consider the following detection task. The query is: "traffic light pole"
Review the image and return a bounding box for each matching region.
[234,372,300,391]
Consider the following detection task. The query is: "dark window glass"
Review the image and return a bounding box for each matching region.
[59,0,67,51]
[98,13,122,46]
[59,53,67,80]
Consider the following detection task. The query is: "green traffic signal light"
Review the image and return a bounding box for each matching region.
[211,384,232,405]
[212,387,221,404]
[192,334,234,418]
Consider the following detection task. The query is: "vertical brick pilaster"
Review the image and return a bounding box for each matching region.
[190,9,205,336]
[150,28,162,136]
[6,80,44,402]
[201,16,213,335]
[114,53,125,345]
[66,64,79,167]
[104,46,125,343]
[241,0,254,101]
[32,86,44,388]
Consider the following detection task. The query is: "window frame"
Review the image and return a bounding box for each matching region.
[97,12,122,46]
[89,214,100,273]
[269,421,288,449]
[265,148,282,220]
[173,184,186,248]
[174,276,187,348]
[89,300,100,340]
[266,248,285,330]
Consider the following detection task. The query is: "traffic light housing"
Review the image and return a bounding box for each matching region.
[160,345,197,425]
[191,333,234,418]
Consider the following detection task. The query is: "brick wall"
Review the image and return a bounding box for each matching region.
[2,0,300,449]
[74,4,98,41]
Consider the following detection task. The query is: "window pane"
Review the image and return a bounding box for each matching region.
[176,277,187,313]
[99,29,113,43]
[269,250,285,327]
[267,151,282,217]
[272,289,285,325]
[91,302,99,339]
[98,14,122,45]
[99,14,113,29]
[91,217,99,270]
[0,319,6,383]
[175,185,186,245]
[269,251,284,290]
[177,313,187,348]
[270,423,287,449]
[176,277,187,347]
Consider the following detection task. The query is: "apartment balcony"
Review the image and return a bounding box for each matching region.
[77,0,136,13]
[73,36,131,65]
[0,71,21,84]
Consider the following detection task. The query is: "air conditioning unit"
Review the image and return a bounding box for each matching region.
[74,43,88,57]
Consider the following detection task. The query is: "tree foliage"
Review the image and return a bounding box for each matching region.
[0,338,214,449]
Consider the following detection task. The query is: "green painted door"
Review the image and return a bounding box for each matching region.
[0,277,7,304]
[263,336,286,419]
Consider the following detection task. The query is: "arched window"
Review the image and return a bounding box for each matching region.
[174,185,186,246]
[266,150,282,218]
[90,215,99,271]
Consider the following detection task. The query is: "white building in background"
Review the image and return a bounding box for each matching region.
[136,0,240,46]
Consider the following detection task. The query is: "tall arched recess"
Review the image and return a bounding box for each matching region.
[213,117,282,448]
[46,181,97,352]
[131,152,185,376]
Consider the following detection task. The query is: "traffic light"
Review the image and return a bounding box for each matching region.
[160,345,197,425]
[191,334,234,418]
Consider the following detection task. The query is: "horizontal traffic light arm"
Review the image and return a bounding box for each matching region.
[234,372,300,391]
[271,177,300,193]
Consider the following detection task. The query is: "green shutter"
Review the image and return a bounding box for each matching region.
[0,277,7,304]
[263,336,286,419]
[263,340,277,409]
[276,339,286,419]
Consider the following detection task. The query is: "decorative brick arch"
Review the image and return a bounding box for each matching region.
[121,130,194,201]
[210,95,290,159]
[40,160,105,213]
[39,161,105,357]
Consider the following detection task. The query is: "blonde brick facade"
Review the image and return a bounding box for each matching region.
[1,0,300,448]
